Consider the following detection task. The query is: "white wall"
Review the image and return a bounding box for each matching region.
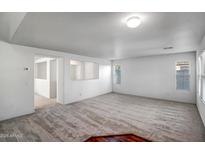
[64,55,112,103]
[50,59,57,98]
[56,58,64,104]
[0,41,34,121]
[196,51,205,126]
[113,52,196,103]
[0,40,112,121]
[35,79,50,98]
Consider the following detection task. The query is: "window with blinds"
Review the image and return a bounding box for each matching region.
[114,65,121,84]
[176,61,190,91]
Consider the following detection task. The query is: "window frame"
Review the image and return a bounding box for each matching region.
[35,61,47,80]
[198,53,205,104]
[70,59,99,81]
[84,61,99,80]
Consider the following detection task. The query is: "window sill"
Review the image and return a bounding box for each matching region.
[176,89,190,92]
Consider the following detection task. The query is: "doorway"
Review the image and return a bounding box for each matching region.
[34,55,59,109]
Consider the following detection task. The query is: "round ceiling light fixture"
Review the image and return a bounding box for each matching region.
[126,16,141,28]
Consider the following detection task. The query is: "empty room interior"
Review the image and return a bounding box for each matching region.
[0,12,205,142]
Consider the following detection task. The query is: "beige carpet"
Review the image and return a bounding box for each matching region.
[0,93,204,142]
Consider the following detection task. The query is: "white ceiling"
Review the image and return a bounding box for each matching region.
[0,12,26,42]
[1,12,205,59]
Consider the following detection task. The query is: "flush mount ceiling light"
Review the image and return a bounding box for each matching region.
[126,16,141,28]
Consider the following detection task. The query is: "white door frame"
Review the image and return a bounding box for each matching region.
[34,54,64,106]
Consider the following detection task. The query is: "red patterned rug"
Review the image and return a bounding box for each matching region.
[85,134,151,142]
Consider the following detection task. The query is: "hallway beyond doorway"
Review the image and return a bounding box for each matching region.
[34,94,57,109]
